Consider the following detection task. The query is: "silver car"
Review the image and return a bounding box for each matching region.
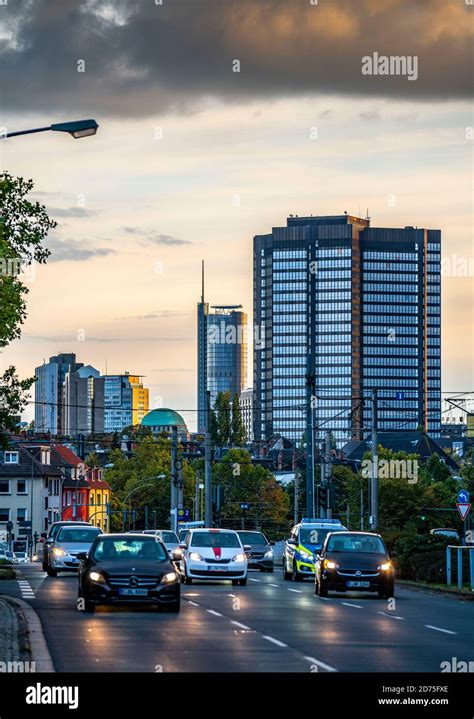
[49,525,102,576]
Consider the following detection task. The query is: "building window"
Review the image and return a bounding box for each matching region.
[4,451,19,464]
[0,508,10,522]
[17,508,27,522]
[17,480,27,494]
[0,480,10,494]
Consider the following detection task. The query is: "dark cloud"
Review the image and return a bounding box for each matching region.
[122,227,190,246]
[0,0,471,119]
[45,236,115,262]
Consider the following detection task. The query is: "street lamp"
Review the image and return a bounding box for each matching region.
[2,119,99,140]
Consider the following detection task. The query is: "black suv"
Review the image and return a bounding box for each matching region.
[237,530,274,572]
[315,531,395,599]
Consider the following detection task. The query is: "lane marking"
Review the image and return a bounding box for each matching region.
[425,624,457,635]
[231,621,251,630]
[377,611,404,621]
[249,578,260,582]
[17,580,35,599]
[342,602,363,609]
[288,588,302,593]
[187,600,199,607]
[207,609,223,617]
[314,596,330,601]
[304,656,338,673]
[262,635,287,648]
[268,583,279,588]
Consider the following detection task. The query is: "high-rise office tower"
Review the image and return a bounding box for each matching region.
[197,262,248,433]
[103,373,149,433]
[35,353,83,433]
[62,366,104,436]
[253,214,441,445]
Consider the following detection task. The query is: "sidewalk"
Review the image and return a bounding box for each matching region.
[0,597,21,664]
[0,595,54,671]
[397,578,474,600]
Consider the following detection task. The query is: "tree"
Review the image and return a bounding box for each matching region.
[214,391,231,446]
[230,393,246,446]
[0,173,55,445]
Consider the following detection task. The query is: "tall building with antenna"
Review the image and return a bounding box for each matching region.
[197,261,248,433]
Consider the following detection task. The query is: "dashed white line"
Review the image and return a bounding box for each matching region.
[231,621,251,630]
[377,611,404,621]
[262,635,287,648]
[207,609,223,617]
[425,624,457,635]
[304,656,338,673]
[187,600,199,607]
[314,595,330,601]
[342,602,363,609]
[288,588,302,593]
[268,583,279,588]
[249,578,260,582]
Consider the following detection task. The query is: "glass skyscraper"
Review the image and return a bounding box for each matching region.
[253,214,441,445]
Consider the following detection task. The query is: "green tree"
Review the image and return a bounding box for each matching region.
[230,393,246,446]
[0,173,55,445]
[214,391,231,446]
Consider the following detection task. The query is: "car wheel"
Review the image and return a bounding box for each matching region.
[268,565,274,573]
[283,558,292,581]
[378,587,394,599]
[184,575,193,585]
[163,599,181,613]
[42,562,47,572]
[46,567,57,577]
[292,562,303,582]
[239,578,247,586]
[232,579,239,586]
[317,580,328,597]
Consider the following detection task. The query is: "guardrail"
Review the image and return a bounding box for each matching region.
[446,545,474,591]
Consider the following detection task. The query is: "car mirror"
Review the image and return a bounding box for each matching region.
[270,541,275,546]
[287,538,296,546]
[179,543,187,550]
[172,551,182,562]
[389,551,397,559]
[243,544,252,551]
[76,552,88,562]
[41,532,47,539]
[45,538,54,544]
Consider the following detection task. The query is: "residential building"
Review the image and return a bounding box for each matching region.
[103,373,149,433]
[239,389,254,442]
[253,213,441,445]
[34,353,83,433]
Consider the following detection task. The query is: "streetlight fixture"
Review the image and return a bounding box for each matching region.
[2,119,99,140]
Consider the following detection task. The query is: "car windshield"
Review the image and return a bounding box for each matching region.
[238,531,267,545]
[15,553,26,558]
[191,531,241,548]
[91,538,167,562]
[300,527,344,545]
[56,528,100,543]
[326,534,386,554]
[160,531,178,544]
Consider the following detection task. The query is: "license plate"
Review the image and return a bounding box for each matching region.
[347,581,370,588]
[208,566,227,572]
[118,588,148,596]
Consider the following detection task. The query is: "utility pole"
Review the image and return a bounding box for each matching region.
[195,472,200,521]
[177,460,184,519]
[360,488,364,530]
[204,390,213,527]
[370,389,378,531]
[170,425,178,532]
[325,431,332,519]
[294,472,299,524]
[305,355,315,518]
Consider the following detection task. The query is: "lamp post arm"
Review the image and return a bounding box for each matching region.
[2,126,52,139]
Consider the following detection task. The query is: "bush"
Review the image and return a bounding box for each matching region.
[394,533,451,582]
[0,557,15,579]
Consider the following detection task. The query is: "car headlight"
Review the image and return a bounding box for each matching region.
[378,562,392,571]
[162,571,178,584]
[323,559,338,570]
[264,550,273,558]
[232,553,246,563]
[89,571,105,583]
[52,548,66,557]
[299,551,314,562]
[189,552,203,561]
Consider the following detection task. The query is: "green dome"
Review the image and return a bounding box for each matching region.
[141,408,186,428]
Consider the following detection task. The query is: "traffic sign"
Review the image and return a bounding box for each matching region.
[458,490,470,504]
[240,503,250,511]
[456,503,471,522]
[177,508,190,521]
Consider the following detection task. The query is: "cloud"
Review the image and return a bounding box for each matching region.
[0,0,471,120]
[49,207,99,218]
[23,334,187,343]
[122,227,190,246]
[45,237,115,262]
[116,311,185,320]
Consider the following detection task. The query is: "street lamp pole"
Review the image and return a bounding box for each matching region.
[1,119,99,140]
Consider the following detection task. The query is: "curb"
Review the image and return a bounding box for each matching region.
[397,579,474,600]
[2,596,55,672]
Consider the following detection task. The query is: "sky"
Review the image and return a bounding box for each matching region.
[0,0,472,430]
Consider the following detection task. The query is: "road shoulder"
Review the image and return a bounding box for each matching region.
[1,595,55,672]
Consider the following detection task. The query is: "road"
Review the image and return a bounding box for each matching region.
[1,563,473,673]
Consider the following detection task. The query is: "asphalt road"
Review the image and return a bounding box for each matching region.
[1,563,473,673]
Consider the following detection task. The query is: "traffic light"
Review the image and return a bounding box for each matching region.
[328,484,338,509]
[317,485,328,506]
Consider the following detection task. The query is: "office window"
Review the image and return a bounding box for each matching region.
[0,480,10,494]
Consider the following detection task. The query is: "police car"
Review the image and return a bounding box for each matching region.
[283,518,347,581]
